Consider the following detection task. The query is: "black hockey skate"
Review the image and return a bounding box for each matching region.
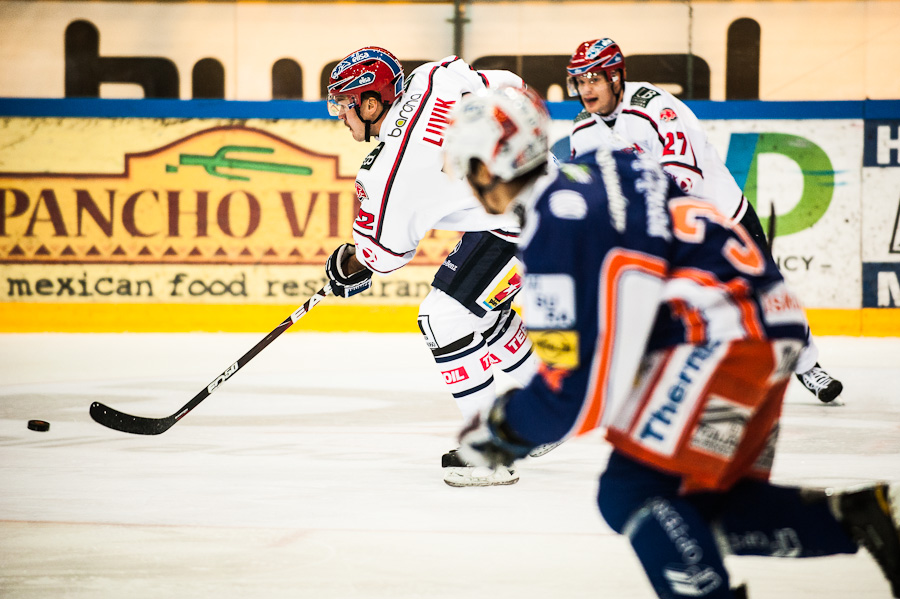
[442,449,518,487]
[832,483,900,597]
[796,362,843,403]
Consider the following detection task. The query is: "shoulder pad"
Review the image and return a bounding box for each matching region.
[630,86,661,108]
[360,142,384,170]
[573,109,593,124]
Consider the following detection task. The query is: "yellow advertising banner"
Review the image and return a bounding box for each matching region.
[0,117,459,331]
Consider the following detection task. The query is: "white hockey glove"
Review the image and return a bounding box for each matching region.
[325,243,373,298]
[458,390,534,468]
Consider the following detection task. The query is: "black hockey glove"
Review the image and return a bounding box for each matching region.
[458,390,534,468]
[325,243,373,298]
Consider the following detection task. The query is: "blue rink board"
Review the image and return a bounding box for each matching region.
[0,97,897,121]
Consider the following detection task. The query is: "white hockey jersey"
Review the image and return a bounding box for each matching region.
[351,57,522,274]
[569,81,747,222]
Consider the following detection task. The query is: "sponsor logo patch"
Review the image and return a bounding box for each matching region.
[360,143,383,170]
[503,322,528,355]
[660,107,678,122]
[585,38,613,60]
[688,396,750,459]
[630,86,660,108]
[637,341,723,451]
[573,110,593,124]
[760,282,806,325]
[417,315,438,349]
[529,330,579,370]
[387,93,422,138]
[442,366,469,384]
[479,352,501,370]
[522,274,576,329]
[478,260,523,311]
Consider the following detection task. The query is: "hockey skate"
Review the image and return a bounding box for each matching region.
[796,363,843,403]
[442,449,519,487]
[830,483,900,597]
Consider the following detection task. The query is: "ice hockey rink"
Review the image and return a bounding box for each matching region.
[1,332,898,598]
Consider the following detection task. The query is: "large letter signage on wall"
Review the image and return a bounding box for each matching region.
[726,133,835,236]
[0,117,459,333]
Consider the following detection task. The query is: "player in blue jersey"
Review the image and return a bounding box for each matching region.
[444,86,900,598]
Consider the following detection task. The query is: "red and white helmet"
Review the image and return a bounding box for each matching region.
[444,86,550,183]
[327,46,404,114]
[566,38,626,97]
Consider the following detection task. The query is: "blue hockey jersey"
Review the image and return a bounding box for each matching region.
[504,150,808,448]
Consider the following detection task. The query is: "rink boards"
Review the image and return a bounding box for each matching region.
[0,99,898,335]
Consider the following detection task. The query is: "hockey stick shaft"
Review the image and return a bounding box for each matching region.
[89,283,332,435]
[767,203,777,254]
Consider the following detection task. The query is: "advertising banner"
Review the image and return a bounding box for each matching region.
[0,116,463,331]
[862,119,900,312]
[1,105,898,334]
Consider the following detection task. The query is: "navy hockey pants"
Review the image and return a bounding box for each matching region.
[597,451,857,598]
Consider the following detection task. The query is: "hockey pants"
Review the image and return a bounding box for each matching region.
[418,287,538,421]
[597,451,857,599]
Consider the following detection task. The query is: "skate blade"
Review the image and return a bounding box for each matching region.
[443,466,519,487]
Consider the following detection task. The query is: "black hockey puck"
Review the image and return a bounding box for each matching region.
[27,419,50,432]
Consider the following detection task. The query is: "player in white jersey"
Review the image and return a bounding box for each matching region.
[565,37,843,404]
[323,46,540,486]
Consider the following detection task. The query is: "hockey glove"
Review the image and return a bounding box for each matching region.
[458,390,534,468]
[325,243,373,298]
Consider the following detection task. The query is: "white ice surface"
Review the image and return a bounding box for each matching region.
[1,333,899,598]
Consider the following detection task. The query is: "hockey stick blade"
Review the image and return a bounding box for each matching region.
[90,401,181,435]
[89,284,332,435]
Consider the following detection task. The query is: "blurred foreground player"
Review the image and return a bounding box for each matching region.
[445,86,900,598]
[323,46,541,486]
[565,37,843,403]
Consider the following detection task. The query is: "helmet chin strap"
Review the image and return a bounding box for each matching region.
[610,75,624,110]
[608,72,626,113]
[354,101,389,142]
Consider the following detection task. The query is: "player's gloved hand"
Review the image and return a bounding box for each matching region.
[458,390,534,468]
[325,243,373,298]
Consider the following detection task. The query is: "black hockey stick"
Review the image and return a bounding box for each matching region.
[89,284,332,435]
[767,203,777,254]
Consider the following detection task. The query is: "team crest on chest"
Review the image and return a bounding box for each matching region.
[355,180,369,202]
